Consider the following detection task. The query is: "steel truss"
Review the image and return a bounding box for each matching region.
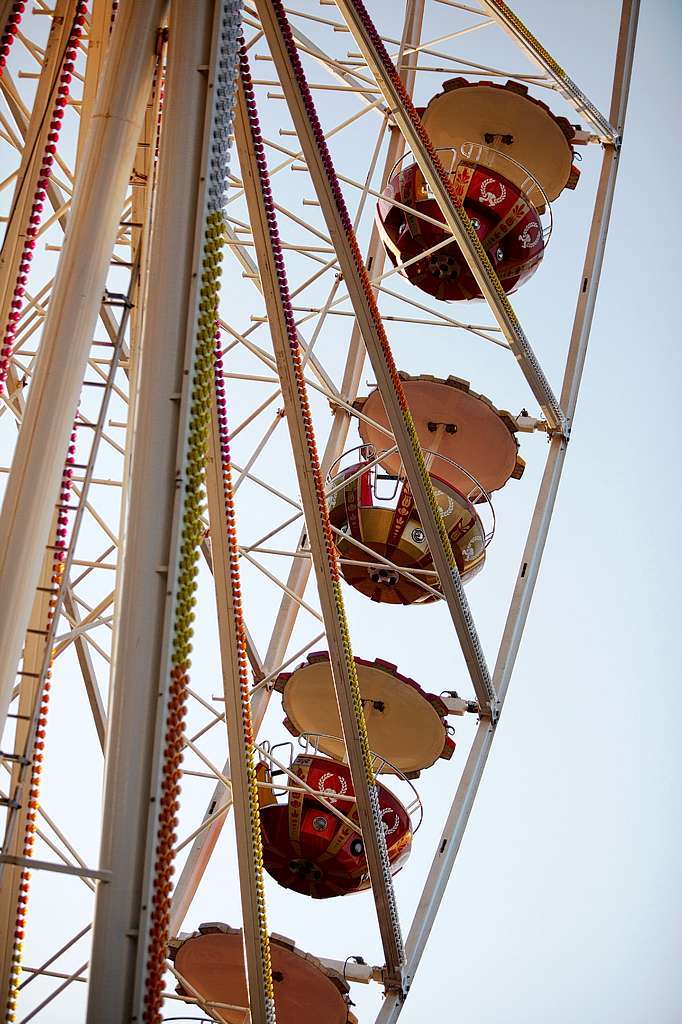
[0,2,638,1022]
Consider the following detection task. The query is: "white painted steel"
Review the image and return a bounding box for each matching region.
[478,0,618,143]
[0,0,167,739]
[0,2,638,1016]
[85,3,216,1018]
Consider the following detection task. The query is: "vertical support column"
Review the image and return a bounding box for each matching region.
[0,0,167,739]
[233,54,404,982]
[0,0,76,324]
[86,3,248,1020]
[76,0,115,171]
[206,370,276,1024]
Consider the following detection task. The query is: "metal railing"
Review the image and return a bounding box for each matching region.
[386,141,553,246]
[327,444,495,547]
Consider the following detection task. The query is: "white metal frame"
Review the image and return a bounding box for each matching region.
[0,1,638,1020]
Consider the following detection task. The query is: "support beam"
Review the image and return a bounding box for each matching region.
[206,360,276,1024]
[0,856,109,882]
[0,68,124,365]
[168,645,271,937]
[76,0,115,172]
[0,0,76,335]
[0,0,166,740]
[494,0,639,704]
[375,721,493,1024]
[62,589,107,751]
[0,0,78,420]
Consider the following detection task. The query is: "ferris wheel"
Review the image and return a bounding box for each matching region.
[0,1,639,1022]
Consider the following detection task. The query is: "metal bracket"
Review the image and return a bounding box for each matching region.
[0,854,111,882]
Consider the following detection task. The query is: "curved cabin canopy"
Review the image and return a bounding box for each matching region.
[420,77,581,202]
[169,924,358,1024]
[275,651,455,777]
[354,373,524,498]
[376,78,582,302]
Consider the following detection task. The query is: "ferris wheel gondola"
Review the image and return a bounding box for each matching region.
[376,78,582,302]
[327,448,489,604]
[256,748,417,899]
